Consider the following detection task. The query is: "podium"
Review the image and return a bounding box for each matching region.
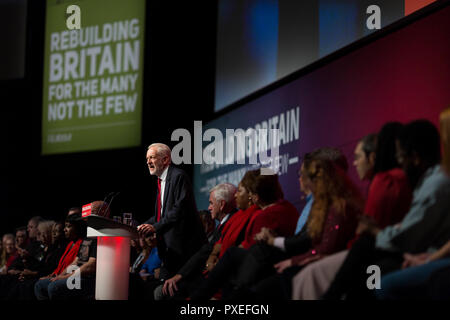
[86,215,138,300]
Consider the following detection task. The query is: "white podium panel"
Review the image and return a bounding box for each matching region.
[95,236,130,300]
[85,215,138,300]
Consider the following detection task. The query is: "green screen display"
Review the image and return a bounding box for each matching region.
[42,0,146,154]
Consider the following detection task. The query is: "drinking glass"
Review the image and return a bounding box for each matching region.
[123,212,133,226]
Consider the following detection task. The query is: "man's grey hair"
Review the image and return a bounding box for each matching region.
[29,216,44,225]
[37,220,56,232]
[148,143,172,159]
[210,183,237,205]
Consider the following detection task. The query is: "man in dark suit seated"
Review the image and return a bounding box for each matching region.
[138,143,206,283]
[157,183,238,299]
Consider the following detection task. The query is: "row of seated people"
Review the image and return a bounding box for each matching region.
[0,206,164,300]
[0,209,98,300]
[1,110,450,300]
[155,111,450,301]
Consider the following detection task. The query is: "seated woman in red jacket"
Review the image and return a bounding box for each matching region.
[204,170,261,270]
[240,171,300,250]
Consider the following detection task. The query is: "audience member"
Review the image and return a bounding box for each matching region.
[139,233,161,280]
[159,183,237,300]
[51,222,67,247]
[25,220,56,272]
[130,236,152,274]
[240,171,299,249]
[130,237,142,267]
[0,234,17,274]
[129,233,162,300]
[15,227,29,251]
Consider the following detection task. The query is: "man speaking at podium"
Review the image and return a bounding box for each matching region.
[138,143,206,281]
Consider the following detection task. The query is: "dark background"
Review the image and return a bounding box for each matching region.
[0,0,218,234]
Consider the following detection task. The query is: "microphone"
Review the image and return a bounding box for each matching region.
[102,191,121,218]
[95,192,116,217]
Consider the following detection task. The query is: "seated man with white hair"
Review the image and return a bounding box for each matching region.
[157,183,238,300]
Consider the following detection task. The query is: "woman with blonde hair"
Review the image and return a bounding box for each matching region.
[0,234,17,274]
[300,157,364,247]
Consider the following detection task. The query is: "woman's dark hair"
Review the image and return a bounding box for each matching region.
[250,169,284,206]
[373,122,403,174]
[65,213,87,238]
[397,119,441,167]
[240,169,260,194]
[360,133,377,158]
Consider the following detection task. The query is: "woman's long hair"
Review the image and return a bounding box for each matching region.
[372,122,403,175]
[249,169,284,207]
[305,158,364,240]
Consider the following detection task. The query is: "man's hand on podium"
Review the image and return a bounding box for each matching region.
[137,224,156,236]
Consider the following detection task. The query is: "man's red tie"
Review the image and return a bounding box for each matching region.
[157,178,162,222]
